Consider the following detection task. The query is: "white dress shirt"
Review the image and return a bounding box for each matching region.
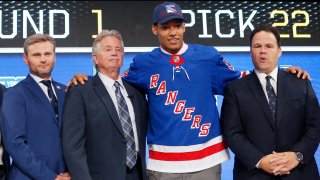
[29,73,57,101]
[253,67,278,168]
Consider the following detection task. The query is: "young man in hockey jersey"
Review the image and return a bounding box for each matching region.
[124,2,236,179]
[69,2,309,180]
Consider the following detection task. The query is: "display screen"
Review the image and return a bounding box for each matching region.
[0,1,319,50]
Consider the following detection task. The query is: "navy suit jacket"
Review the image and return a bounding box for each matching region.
[0,75,67,180]
[221,70,320,180]
[62,75,148,180]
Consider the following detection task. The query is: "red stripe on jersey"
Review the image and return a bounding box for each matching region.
[149,142,227,161]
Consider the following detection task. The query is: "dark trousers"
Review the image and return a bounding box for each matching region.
[126,155,143,180]
[0,165,6,180]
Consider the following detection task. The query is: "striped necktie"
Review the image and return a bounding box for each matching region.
[265,75,277,120]
[114,81,136,169]
[41,80,59,120]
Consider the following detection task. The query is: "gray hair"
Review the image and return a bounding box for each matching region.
[92,29,124,55]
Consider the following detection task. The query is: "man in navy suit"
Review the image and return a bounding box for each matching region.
[221,25,320,179]
[0,34,70,180]
[62,30,148,180]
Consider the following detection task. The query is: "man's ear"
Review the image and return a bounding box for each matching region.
[152,25,158,36]
[53,53,56,64]
[23,54,29,66]
[182,23,186,33]
[278,47,282,58]
[92,55,98,66]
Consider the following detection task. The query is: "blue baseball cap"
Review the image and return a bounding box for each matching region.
[153,2,185,24]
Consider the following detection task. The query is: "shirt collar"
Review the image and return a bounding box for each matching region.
[254,67,278,83]
[98,72,124,89]
[160,42,188,55]
[29,73,52,84]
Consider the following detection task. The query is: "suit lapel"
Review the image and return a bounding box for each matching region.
[247,72,276,130]
[275,70,288,129]
[23,75,59,127]
[92,75,125,138]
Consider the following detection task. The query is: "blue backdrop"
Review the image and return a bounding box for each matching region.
[0,51,319,179]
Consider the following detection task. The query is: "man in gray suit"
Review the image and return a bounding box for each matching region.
[62,29,148,180]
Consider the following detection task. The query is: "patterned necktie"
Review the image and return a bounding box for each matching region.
[41,80,59,120]
[114,81,136,169]
[265,76,277,120]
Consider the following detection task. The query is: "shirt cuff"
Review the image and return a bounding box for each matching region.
[256,159,262,169]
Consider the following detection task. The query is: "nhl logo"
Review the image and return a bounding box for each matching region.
[173,56,180,63]
[169,54,184,67]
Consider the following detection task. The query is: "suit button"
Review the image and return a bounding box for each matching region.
[122,161,126,166]
[122,140,126,144]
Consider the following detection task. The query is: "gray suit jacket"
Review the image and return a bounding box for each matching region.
[62,74,148,180]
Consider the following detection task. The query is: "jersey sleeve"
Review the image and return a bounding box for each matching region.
[212,54,241,95]
[122,57,147,92]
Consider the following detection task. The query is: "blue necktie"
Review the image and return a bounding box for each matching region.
[41,80,59,120]
[265,76,276,120]
[114,81,136,169]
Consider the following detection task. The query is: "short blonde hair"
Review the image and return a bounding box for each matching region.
[23,34,56,55]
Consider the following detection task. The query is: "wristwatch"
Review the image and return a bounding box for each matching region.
[295,152,304,164]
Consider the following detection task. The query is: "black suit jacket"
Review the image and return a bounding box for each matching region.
[0,84,9,180]
[62,75,148,180]
[221,70,320,180]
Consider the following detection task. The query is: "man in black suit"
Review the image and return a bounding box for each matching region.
[221,25,320,180]
[62,29,148,180]
[0,84,9,180]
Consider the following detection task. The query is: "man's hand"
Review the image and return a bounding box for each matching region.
[66,73,88,91]
[272,151,299,175]
[55,172,71,180]
[258,153,290,175]
[258,154,282,174]
[284,66,311,80]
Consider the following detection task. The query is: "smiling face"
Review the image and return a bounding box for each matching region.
[152,19,185,54]
[250,31,282,74]
[93,36,124,78]
[23,41,56,80]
